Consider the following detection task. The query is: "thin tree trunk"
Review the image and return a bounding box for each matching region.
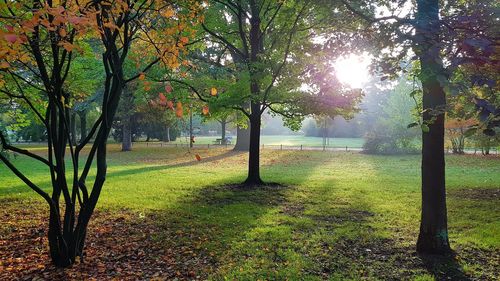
[79,111,87,142]
[415,0,451,255]
[121,85,134,151]
[121,115,132,151]
[70,112,77,145]
[221,120,226,143]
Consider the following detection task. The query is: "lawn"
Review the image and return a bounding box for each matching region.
[0,145,499,280]
[168,135,364,148]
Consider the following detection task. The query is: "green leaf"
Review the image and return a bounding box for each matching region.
[464,127,477,138]
[421,124,430,132]
[409,90,421,98]
[407,122,419,129]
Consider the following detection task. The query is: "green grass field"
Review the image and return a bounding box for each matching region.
[169,135,365,148]
[1,145,499,280]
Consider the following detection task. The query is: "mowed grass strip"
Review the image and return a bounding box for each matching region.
[0,145,499,280]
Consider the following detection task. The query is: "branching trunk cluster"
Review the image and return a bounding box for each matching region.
[0,1,138,267]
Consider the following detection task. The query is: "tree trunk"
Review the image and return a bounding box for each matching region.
[121,84,134,151]
[121,115,132,151]
[70,112,77,145]
[166,127,170,142]
[221,120,226,144]
[243,1,264,186]
[415,0,451,255]
[244,104,263,185]
[234,121,250,151]
[79,111,87,142]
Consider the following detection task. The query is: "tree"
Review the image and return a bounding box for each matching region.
[341,0,497,254]
[363,78,420,154]
[177,0,361,185]
[0,0,201,267]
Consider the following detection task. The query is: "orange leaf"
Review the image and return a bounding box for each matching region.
[195,154,201,161]
[4,34,18,43]
[210,87,217,96]
[59,28,67,37]
[162,8,175,18]
[139,73,146,80]
[159,92,166,101]
[175,102,183,118]
[166,100,174,109]
[165,84,173,93]
[60,42,75,52]
[202,105,209,115]
[180,37,189,44]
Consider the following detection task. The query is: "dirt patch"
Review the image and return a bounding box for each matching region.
[280,202,306,216]
[448,188,500,201]
[196,183,291,206]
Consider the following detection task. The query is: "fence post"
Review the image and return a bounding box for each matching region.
[323,145,325,151]
[208,144,210,149]
[300,145,302,151]
[280,144,283,151]
[262,144,264,149]
[176,143,178,147]
[146,142,148,147]
[345,146,347,152]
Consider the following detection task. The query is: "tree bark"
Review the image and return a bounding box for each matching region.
[243,1,264,185]
[245,105,263,185]
[79,111,87,142]
[234,121,250,151]
[221,120,226,143]
[70,112,77,145]
[415,0,451,255]
[121,115,132,151]
[121,84,134,151]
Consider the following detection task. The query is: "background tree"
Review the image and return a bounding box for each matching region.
[363,78,421,154]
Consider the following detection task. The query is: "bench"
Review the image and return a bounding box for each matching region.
[213,138,232,145]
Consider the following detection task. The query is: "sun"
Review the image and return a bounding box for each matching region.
[334,54,371,89]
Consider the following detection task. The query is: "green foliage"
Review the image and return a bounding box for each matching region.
[363,78,421,154]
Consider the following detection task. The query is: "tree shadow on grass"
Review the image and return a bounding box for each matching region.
[106,150,245,179]
[419,253,472,281]
[150,182,294,279]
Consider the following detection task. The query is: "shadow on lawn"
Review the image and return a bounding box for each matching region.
[150,182,294,278]
[107,150,245,178]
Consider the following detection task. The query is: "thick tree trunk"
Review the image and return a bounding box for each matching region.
[243,1,264,186]
[234,121,250,151]
[121,115,132,151]
[415,0,451,255]
[244,104,263,185]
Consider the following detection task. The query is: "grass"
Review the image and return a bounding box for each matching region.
[0,145,499,280]
[167,135,364,148]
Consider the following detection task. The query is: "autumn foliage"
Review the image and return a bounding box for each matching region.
[0,0,203,267]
